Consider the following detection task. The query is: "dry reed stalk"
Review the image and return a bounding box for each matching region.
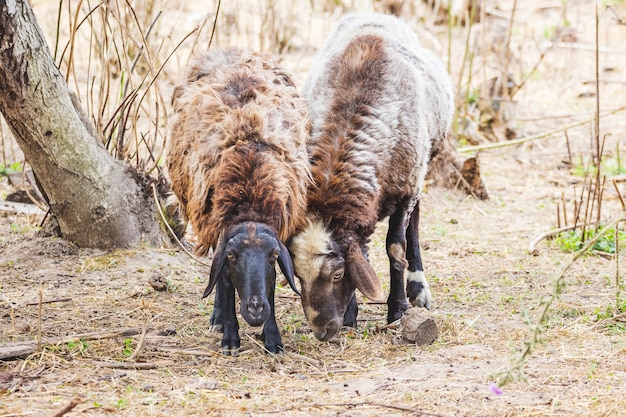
[528,220,601,255]
[613,179,626,212]
[458,106,626,153]
[456,0,475,103]
[561,191,568,226]
[501,0,516,98]
[480,0,487,99]
[93,361,157,369]
[581,176,594,243]
[1,116,6,166]
[616,221,622,313]
[128,315,150,362]
[564,130,572,165]
[497,216,626,387]
[150,183,211,269]
[37,289,42,352]
[0,328,147,360]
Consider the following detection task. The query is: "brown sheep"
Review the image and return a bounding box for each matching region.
[166,48,310,355]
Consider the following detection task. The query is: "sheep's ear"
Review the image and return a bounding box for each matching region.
[277,240,300,296]
[171,85,185,108]
[203,238,228,298]
[346,247,385,302]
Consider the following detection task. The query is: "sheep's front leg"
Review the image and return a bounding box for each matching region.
[220,277,241,356]
[386,205,411,323]
[209,278,225,332]
[405,201,432,310]
[261,284,284,354]
[342,292,358,327]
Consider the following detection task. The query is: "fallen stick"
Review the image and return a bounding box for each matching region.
[459,106,626,153]
[527,220,607,255]
[149,345,220,357]
[0,327,145,360]
[0,200,46,216]
[93,361,158,370]
[50,397,81,417]
[23,297,72,307]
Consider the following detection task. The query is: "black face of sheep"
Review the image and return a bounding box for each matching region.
[203,222,299,355]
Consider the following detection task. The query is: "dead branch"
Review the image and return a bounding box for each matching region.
[23,297,72,307]
[148,345,220,357]
[0,328,145,360]
[459,106,626,153]
[93,361,158,370]
[528,221,601,255]
[50,397,81,417]
[0,200,46,216]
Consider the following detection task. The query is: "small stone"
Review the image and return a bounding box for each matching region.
[148,274,168,291]
[401,307,438,345]
[185,377,218,391]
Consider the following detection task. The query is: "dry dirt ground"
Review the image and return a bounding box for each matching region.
[2,1,626,416]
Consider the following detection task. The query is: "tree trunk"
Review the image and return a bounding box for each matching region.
[0,0,166,249]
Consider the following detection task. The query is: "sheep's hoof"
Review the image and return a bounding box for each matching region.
[209,323,223,332]
[221,346,239,356]
[264,343,285,355]
[262,331,284,354]
[387,299,410,323]
[407,277,432,310]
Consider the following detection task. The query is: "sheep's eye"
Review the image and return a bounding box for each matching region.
[226,252,235,262]
[332,269,344,282]
[269,251,279,262]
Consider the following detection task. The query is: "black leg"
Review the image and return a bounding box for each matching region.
[209,277,225,332]
[261,284,284,354]
[386,203,411,323]
[405,201,432,309]
[342,292,358,327]
[221,277,240,356]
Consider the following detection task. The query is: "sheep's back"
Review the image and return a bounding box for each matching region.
[167,49,310,254]
[303,14,453,227]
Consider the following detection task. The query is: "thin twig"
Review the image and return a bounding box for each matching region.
[93,361,157,370]
[528,221,600,254]
[561,191,568,226]
[0,328,146,360]
[612,179,626,212]
[50,397,81,417]
[128,316,150,362]
[616,220,622,313]
[37,290,43,351]
[564,130,572,165]
[24,297,72,307]
[207,0,221,49]
[150,183,211,269]
[459,106,626,153]
[495,216,626,387]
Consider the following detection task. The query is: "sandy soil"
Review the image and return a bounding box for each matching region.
[2,1,626,416]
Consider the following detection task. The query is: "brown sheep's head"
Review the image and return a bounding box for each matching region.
[289,219,384,341]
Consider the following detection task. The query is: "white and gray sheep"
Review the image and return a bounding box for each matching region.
[289,13,454,341]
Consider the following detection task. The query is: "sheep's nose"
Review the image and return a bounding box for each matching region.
[246,296,264,317]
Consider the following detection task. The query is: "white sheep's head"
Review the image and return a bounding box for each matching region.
[289,219,383,341]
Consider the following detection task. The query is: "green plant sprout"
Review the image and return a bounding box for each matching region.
[554,226,626,254]
[122,338,134,357]
[0,161,23,176]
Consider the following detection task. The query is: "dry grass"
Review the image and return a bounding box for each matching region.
[2,0,626,416]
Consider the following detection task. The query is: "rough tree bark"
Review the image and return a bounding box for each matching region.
[0,0,165,249]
